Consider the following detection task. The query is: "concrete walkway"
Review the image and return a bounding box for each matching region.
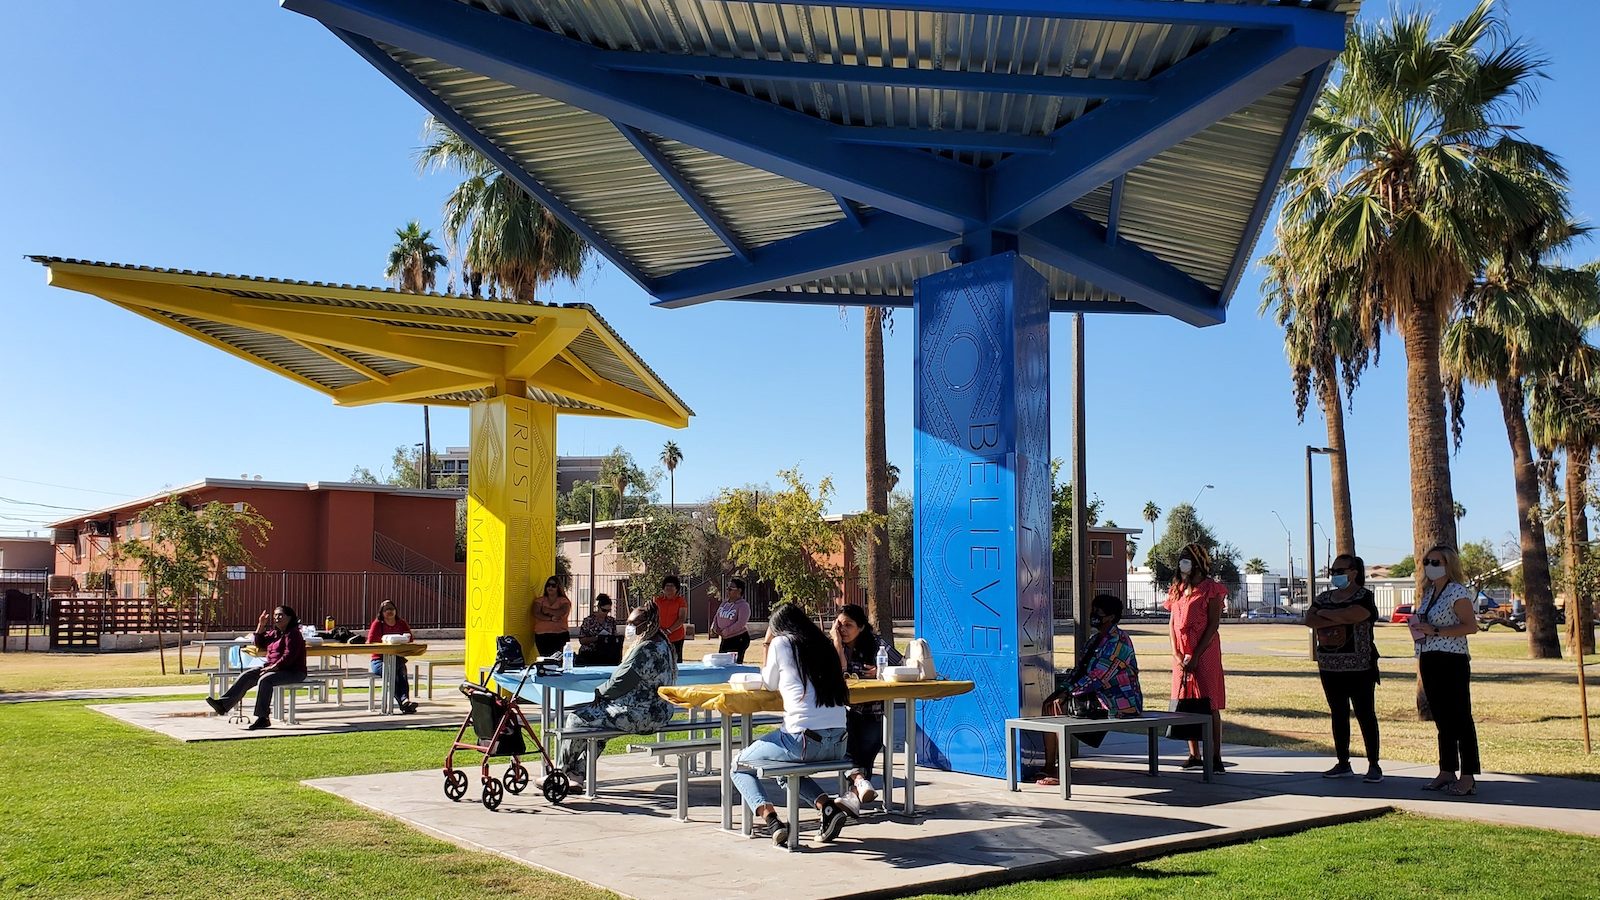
[303,733,1600,900]
[0,684,210,703]
[89,694,469,741]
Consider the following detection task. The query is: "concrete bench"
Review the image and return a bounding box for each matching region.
[737,758,855,851]
[1004,712,1215,800]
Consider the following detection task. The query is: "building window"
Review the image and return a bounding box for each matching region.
[1091,539,1114,558]
[579,537,592,555]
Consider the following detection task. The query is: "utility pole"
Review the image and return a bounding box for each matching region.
[422,405,433,490]
[1071,313,1090,653]
[1272,510,1294,610]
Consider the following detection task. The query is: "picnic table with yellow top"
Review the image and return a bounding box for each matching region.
[243,641,427,714]
[660,679,975,831]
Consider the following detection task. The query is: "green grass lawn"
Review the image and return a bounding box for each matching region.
[4,698,1598,898]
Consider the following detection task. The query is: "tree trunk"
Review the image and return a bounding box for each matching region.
[1398,304,1459,561]
[176,599,187,675]
[1315,373,1357,556]
[864,306,894,641]
[1497,378,1560,658]
[1566,443,1596,655]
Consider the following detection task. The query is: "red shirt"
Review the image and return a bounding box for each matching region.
[255,628,306,675]
[655,593,687,642]
[367,615,411,662]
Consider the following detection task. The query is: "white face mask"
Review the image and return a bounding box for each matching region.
[1178,559,1194,576]
[1423,563,1447,581]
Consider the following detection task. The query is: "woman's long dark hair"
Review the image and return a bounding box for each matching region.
[769,603,849,707]
[838,603,878,654]
[276,604,300,631]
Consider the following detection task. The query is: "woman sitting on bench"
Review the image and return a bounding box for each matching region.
[558,599,678,788]
[1036,594,1143,786]
[733,603,853,848]
[205,605,308,730]
[367,599,418,714]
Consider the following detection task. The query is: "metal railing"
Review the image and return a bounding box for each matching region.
[80,569,466,630]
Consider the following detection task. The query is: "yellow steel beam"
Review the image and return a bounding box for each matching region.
[332,367,491,407]
[44,260,592,327]
[291,340,393,384]
[104,300,335,398]
[506,320,586,380]
[558,347,603,384]
[224,297,552,333]
[529,357,687,427]
[575,318,692,422]
[52,273,504,378]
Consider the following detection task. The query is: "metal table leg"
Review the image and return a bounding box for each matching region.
[1005,722,1017,792]
[905,698,917,815]
[882,699,897,813]
[381,654,394,715]
[1148,726,1160,776]
[740,713,754,837]
[1059,726,1072,801]
[720,711,734,832]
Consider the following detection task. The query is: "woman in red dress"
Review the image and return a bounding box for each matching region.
[1166,542,1228,770]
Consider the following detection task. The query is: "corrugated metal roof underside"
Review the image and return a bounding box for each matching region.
[373,1,1349,308]
[33,258,690,416]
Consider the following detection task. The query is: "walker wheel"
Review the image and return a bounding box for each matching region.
[504,763,530,794]
[443,769,468,801]
[541,770,570,804]
[482,777,504,811]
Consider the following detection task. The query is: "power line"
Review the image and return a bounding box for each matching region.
[0,474,136,498]
[0,495,96,512]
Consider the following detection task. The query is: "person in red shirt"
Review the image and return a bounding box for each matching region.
[367,599,418,714]
[654,575,688,662]
[205,605,307,730]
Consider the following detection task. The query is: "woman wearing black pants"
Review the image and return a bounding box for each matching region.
[1305,554,1382,783]
[1411,545,1481,796]
[205,606,308,730]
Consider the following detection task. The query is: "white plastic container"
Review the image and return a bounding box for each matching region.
[381,634,407,645]
[882,665,924,683]
[702,652,738,667]
[727,672,765,690]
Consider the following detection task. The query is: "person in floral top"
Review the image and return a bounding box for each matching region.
[575,594,621,665]
[1035,594,1142,786]
[559,599,678,788]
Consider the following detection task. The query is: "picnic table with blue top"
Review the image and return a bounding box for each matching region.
[492,662,761,747]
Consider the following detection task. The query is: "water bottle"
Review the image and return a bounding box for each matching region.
[562,641,575,671]
[875,642,889,679]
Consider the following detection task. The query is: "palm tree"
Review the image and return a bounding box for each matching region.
[416,118,591,302]
[1261,254,1369,557]
[660,441,683,511]
[1443,220,1598,658]
[1141,502,1161,566]
[384,220,448,294]
[864,306,894,640]
[1275,1,1568,568]
[885,463,901,494]
[1531,371,1600,655]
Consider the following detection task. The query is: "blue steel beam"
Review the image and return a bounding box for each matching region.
[1106,176,1126,244]
[723,290,1157,316]
[615,125,752,262]
[328,30,655,294]
[837,128,1054,155]
[285,0,985,232]
[834,196,866,229]
[1019,209,1223,327]
[989,20,1346,229]
[600,52,1158,101]
[650,213,956,308]
[769,1,1342,31]
[1217,63,1332,304]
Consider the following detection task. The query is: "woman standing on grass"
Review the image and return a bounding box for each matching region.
[1411,545,1480,796]
[733,603,853,848]
[1304,555,1381,783]
[1166,543,1228,771]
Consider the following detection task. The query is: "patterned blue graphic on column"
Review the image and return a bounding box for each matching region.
[914,252,1052,778]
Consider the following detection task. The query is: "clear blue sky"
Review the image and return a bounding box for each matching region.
[3,1,1597,572]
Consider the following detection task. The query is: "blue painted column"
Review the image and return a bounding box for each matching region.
[914,251,1052,778]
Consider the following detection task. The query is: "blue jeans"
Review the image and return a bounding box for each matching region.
[370,657,410,704]
[732,727,847,813]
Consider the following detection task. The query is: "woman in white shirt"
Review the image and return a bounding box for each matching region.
[1411,545,1480,796]
[731,603,853,847]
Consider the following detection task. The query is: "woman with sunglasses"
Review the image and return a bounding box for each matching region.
[532,575,573,660]
[1304,554,1382,782]
[1166,543,1228,771]
[1411,545,1480,796]
[576,593,622,666]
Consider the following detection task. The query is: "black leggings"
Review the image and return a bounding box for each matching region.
[846,706,885,780]
[534,632,570,659]
[217,667,305,720]
[1319,670,1380,764]
[1419,651,1480,775]
[719,632,751,663]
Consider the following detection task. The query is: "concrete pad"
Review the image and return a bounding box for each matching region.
[89,696,469,742]
[305,733,1394,900]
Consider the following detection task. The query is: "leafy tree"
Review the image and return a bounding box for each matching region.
[1275,1,1567,572]
[349,465,380,485]
[384,220,447,293]
[1458,539,1510,592]
[417,117,591,301]
[1146,503,1240,592]
[612,505,689,602]
[714,469,876,611]
[660,441,684,510]
[1244,558,1270,576]
[1049,458,1101,580]
[116,497,271,674]
[855,490,913,589]
[557,447,658,525]
[1388,555,1417,578]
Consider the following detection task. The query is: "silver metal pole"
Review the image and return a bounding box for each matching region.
[1071,313,1090,652]
[1306,446,1317,661]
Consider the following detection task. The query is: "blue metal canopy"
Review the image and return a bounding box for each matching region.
[284,0,1358,326]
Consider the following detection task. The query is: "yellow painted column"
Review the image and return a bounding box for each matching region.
[465,394,557,678]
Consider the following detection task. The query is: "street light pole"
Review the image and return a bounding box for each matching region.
[1307,446,1336,661]
[1271,510,1294,610]
[1192,484,1215,507]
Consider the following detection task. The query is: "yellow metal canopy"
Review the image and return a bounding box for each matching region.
[33,257,692,428]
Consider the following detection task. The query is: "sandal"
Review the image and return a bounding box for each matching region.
[1442,780,1477,797]
[1035,775,1061,786]
[1421,774,1455,792]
